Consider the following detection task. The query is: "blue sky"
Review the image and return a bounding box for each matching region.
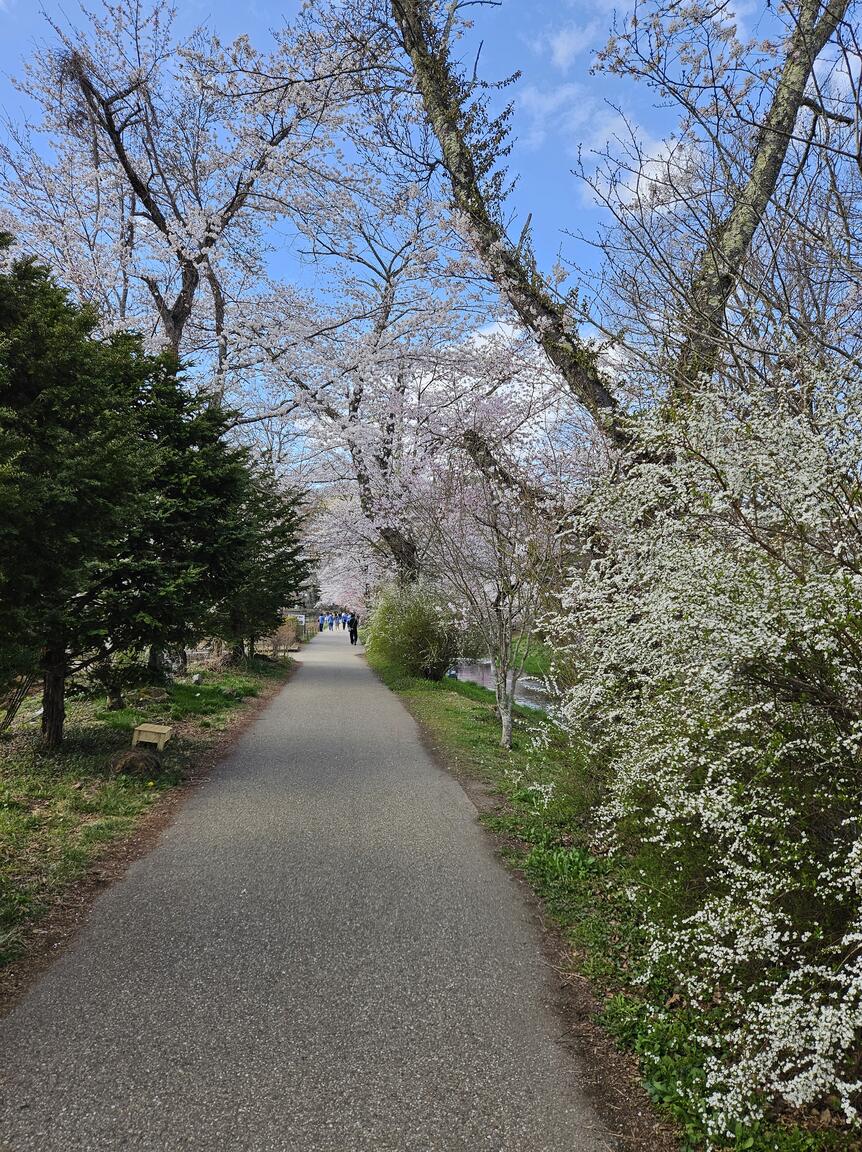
[0,0,665,280]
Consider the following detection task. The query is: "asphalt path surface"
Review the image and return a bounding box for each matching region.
[0,631,614,1151]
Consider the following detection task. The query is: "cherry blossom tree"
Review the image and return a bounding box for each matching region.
[323,0,862,1133]
[421,446,561,747]
[236,176,528,577]
[350,0,852,436]
[0,0,353,401]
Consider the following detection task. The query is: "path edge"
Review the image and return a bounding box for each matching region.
[0,660,301,1018]
[363,655,679,1152]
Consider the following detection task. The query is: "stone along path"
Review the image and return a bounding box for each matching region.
[0,632,615,1151]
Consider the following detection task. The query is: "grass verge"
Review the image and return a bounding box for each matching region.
[367,650,855,1152]
[0,656,292,969]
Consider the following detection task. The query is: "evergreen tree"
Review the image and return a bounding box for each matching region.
[82,365,250,702]
[1,242,310,740]
[217,472,310,660]
[0,242,157,745]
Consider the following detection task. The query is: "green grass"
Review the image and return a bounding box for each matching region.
[0,657,292,967]
[367,650,856,1152]
[513,635,554,680]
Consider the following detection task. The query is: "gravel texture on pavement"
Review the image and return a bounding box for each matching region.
[0,632,615,1151]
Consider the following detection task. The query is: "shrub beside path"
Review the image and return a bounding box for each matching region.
[0,632,614,1151]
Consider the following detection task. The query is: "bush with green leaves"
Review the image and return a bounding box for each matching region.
[364,582,460,681]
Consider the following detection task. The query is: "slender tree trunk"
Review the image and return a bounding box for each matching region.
[499,694,513,749]
[41,639,67,748]
[0,672,37,735]
[494,663,514,749]
[230,639,245,663]
[93,647,125,711]
[247,637,256,659]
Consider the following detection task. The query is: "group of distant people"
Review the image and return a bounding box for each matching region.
[318,610,360,646]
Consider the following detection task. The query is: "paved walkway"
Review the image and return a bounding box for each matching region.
[0,632,614,1151]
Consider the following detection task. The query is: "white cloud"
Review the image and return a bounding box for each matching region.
[529,20,603,72]
[813,48,861,102]
[562,0,621,14]
[585,133,702,214]
[725,0,759,39]
[518,83,585,150]
[475,319,523,342]
[548,22,601,69]
[517,83,637,157]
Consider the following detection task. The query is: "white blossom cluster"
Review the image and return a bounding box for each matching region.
[554,366,862,1135]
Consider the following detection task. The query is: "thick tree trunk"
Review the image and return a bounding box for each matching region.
[393,0,848,425]
[147,645,166,677]
[172,646,188,675]
[230,639,245,663]
[391,0,625,443]
[41,640,67,748]
[380,525,420,582]
[673,0,851,396]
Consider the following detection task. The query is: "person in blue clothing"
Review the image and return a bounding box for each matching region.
[327,613,334,631]
[318,613,324,632]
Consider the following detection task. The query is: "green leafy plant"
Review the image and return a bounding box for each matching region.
[364,581,461,680]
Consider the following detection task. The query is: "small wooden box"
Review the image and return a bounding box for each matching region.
[132,723,173,752]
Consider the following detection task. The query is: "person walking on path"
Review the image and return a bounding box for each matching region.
[348,613,359,646]
[327,613,334,631]
[318,614,324,633]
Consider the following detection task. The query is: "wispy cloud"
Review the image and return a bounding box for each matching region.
[528,20,603,72]
[550,22,602,70]
[516,83,632,156]
[813,48,861,102]
[582,132,700,214]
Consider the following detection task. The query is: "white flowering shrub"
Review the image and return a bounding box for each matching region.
[555,370,862,1135]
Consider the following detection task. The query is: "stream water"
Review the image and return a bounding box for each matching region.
[452,659,551,713]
